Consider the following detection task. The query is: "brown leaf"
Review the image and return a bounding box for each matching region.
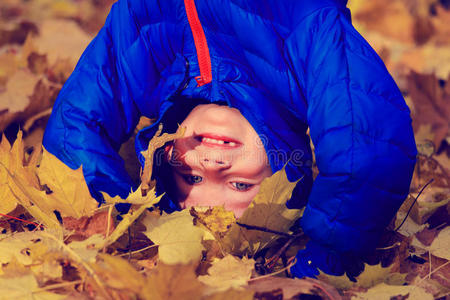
[63,210,115,240]
[249,277,342,300]
[408,72,450,149]
[141,263,205,300]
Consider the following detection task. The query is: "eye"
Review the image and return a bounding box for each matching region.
[184,175,203,185]
[231,182,253,191]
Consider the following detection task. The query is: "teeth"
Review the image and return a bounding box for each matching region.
[202,137,235,146]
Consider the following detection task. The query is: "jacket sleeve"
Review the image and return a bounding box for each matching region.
[43,0,160,200]
[285,7,417,255]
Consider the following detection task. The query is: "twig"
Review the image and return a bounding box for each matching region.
[417,260,450,284]
[394,178,434,232]
[265,235,301,270]
[41,231,110,298]
[116,244,158,257]
[236,222,293,238]
[248,258,297,282]
[376,242,401,250]
[33,280,82,293]
[103,204,113,253]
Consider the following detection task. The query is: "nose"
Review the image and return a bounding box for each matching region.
[199,157,232,171]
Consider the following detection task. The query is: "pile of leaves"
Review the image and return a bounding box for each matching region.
[0,0,449,299]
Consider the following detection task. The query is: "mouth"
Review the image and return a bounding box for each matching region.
[194,133,242,148]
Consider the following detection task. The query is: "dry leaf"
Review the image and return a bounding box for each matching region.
[142,210,206,264]
[0,274,65,300]
[37,148,98,218]
[198,255,254,294]
[318,263,394,290]
[249,277,342,300]
[98,189,162,249]
[141,263,205,300]
[429,226,450,260]
[221,165,302,256]
[191,206,236,238]
[140,123,186,195]
[352,282,433,300]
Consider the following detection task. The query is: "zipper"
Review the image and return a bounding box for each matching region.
[183,0,212,87]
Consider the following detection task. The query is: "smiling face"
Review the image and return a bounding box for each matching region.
[165,103,272,217]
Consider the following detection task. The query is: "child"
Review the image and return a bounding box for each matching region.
[43,0,417,279]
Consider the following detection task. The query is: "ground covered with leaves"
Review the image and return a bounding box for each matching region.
[0,0,449,299]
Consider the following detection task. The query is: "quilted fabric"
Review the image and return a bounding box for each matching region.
[43,0,417,258]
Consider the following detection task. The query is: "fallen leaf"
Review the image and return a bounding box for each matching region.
[318,263,393,290]
[198,255,254,294]
[0,274,65,300]
[91,253,144,293]
[429,226,450,260]
[352,282,433,300]
[98,189,162,249]
[140,123,186,195]
[221,166,302,256]
[31,19,91,68]
[249,277,342,300]
[142,210,206,264]
[37,148,98,218]
[205,289,254,300]
[408,72,450,149]
[191,206,236,238]
[141,263,205,300]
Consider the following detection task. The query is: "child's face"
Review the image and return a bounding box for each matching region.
[165,104,272,217]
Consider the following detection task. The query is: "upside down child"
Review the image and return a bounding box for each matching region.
[43,0,417,279]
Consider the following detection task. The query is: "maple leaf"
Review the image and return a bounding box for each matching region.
[198,254,255,294]
[0,274,65,300]
[220,165,302,256]
[140,123,186,195]
[191,206,236,239]
[353,282,433,300]
[0,132,62,235]
[408,72,450,149]
[142,210,206,264]
[91,253,145,295]
[37,148,98,218]
[31,19,91,68]
[248,277,342,300]
[141,263,205,300]
[98,189,162,249]
[429,226,450,260]
[318,263,396,290]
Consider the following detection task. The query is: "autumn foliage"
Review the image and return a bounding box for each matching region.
[0,0,449,299]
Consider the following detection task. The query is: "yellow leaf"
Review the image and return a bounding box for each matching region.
[191,206,236,238]
[142,210,206,264]
[31,19,91,67]
[0,274,65,300]
[140,123,185,195]
[206,289,255,300]
[198,255,254,294]
[352,282,433,300]
[97,189,162,249]
[141,263,205,300]
[221,166,302,256]
[0,135,18,214]
[37,148,98,218]
[429,226,450,260]
[102,184,159,205]
[0,132,62,235]
[68,234,105,263]
[92,253,145,293]
[318,263,393,290]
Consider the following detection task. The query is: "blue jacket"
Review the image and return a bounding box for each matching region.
[43,0,417,277]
